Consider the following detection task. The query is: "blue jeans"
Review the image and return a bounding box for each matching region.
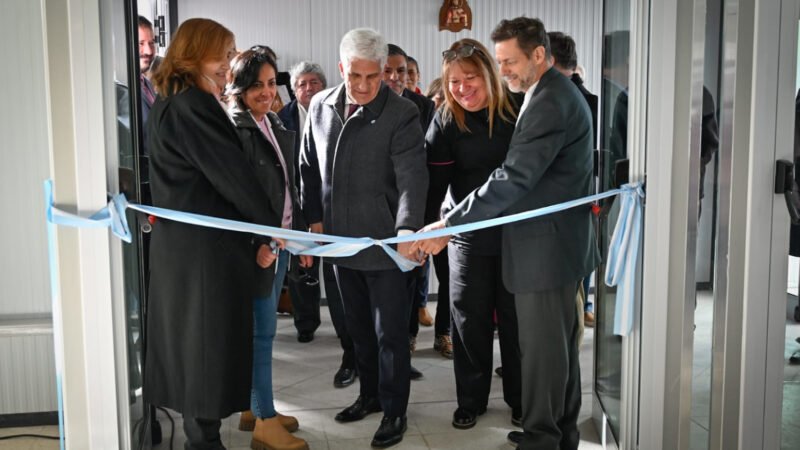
[251,250,288,419]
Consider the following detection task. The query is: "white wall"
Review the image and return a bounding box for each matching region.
[0,0,57,414]
[177,0,603,96]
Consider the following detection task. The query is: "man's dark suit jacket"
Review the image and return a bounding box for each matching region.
[402,88,435,133]
[277,99,302,192]
[445,67,600,293]
[300,82,428,271]
[570,73,598,150]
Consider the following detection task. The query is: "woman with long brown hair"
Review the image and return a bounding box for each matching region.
[421,38,523,430]
[145,18,281,448]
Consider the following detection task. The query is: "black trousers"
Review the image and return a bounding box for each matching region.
[448,245,521,413]
[323,261,354,367]
[288,257,321,335]
[334,266,412,417]
[515,283,581,450]
[432,251,451,336]
[182,416,223,450]
[407,264,428,337]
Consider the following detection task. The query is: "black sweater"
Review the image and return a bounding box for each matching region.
[425,106,518,255]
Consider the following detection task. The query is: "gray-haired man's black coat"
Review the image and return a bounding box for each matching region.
[300,83,428,270]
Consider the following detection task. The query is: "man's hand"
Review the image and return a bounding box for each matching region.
[256,244,278,268]
[409,220,451,256]
[309,222,323,234]
[397,241,424,263]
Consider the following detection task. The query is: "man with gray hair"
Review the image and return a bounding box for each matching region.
[301,27,427,448]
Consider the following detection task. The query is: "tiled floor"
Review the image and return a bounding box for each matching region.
[147,300,602,450]
[13,293,800,449]
[0,300,601,450]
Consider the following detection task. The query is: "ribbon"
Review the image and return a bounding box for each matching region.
[604,183,645,336]
[44,180,645,320]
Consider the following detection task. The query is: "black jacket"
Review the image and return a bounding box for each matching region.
[425,106,518,255]
[144,86,279,418]
[229,105,306,295]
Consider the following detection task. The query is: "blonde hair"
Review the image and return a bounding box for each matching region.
[440,38,516,135]
[152,18,234,97]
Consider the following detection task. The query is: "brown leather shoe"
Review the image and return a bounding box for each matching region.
[251,417,308,450]
[418,307,433,326]
[584,311,595,327]
[239,411,298,433]
[433,334,453,359]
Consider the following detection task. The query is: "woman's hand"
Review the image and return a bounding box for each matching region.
[256,244,278,268]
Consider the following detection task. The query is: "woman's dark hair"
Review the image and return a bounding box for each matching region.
[225,48,278,110]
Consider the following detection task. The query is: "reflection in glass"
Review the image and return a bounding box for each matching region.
[102,0,151,448]
[594,0,630,441]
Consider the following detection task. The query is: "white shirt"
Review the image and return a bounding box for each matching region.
[517,81,539,124]
[297,103,308,136]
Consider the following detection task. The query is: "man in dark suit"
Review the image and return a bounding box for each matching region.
[300,28,427,448]
[413,17,599,450]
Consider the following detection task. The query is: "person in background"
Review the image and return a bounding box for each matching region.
[384,43,436,377]
[548,30,599,328]
[420,75,453,359]
[226,48,312,450]
[418,38,522,429]
[413,17,599,449]
[407,55,423,94]
[278,61,325,342]
[425,77,445,110]
[145,18,278,449]
[278,61,358,388]
[301,28,427,448]
[137,16,157,142]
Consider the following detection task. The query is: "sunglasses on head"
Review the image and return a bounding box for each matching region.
[442,43,476,61]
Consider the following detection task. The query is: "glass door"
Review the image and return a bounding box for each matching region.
[592,0,631,445]
[100,0,153,448]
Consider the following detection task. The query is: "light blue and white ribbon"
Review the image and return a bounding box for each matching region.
[604,183,645,336]
[45,179,644,333]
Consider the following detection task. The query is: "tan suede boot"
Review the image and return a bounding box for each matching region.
[239,411,299,433]
[251,417,308,450]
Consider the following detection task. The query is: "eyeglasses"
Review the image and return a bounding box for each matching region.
[442,44,476,61]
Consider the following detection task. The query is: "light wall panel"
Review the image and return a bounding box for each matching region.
[177,0,603,95]
[0,0,53,317]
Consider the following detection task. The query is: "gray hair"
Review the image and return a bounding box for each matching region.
[289,61,328,90]
[339,28,388,70]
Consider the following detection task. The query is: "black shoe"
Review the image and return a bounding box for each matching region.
[371,416,407,448]
[507,431,523,447]
[451,406,485,429]
[297,331,315,343]
[335,396,382,422]
[495,366,503,377]
[333,366,357,388]
[511,408,522,427]
[409,365,423,380]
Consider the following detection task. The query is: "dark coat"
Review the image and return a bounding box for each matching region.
[445,67,600,293]
[300,83,428,270]
[402,88,436,134]
[229,105,307,295]
[277,100,302,192]
[570,73,598,150]
[144,86,280,419]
